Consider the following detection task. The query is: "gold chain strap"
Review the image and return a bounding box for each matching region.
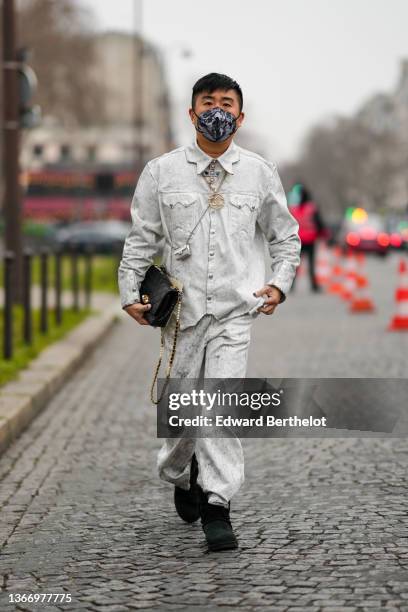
[150,292,182,404]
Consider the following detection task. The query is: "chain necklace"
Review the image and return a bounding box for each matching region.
[202,159,227,209]
[168,160,227,269]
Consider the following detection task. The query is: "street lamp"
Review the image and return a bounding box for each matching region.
[2,2,41,303]
[2,0,23,301]
[133,0,144,172]
[159,42,194,149]
[132,1,192,168]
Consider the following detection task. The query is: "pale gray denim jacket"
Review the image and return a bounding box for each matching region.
[118,138,301,331]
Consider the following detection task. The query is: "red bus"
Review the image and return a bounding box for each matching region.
[22,164,138,222]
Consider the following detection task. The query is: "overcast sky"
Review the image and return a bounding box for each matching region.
[82,0,408,163]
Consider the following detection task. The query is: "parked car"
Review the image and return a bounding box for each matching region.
[385,214,408,251]
[54,220,132,254]
[338,211,389,256]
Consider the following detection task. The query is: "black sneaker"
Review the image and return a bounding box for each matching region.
[199,488,238,551]
[174,454,200,523]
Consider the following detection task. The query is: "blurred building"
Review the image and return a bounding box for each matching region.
[356,59,408,210]
[20,31,174,171]
[358,59,408,136]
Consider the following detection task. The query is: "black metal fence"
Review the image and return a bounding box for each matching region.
[2,246,94,360]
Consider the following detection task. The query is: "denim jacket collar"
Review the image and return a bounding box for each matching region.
[185,138,240,175]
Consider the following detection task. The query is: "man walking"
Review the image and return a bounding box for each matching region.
[118,73,301,551]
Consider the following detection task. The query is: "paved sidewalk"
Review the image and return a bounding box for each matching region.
[0,255,407,611]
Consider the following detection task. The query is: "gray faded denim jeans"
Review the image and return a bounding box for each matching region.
[157,310,256,507]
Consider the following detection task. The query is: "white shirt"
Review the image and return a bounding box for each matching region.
[118,138,301,330]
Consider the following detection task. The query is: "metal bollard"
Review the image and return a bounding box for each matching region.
[3,251,14,360]
[40,248,49,334]
[54,248,63,325]
[84,244,93,310]
[23,248,33,345]
[70,244,79,312]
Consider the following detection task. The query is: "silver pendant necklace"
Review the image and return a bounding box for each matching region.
[204,160,226,209]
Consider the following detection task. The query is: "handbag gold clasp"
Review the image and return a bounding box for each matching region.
[141,294,150,304]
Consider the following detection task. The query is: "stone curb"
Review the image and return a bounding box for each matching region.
[0,299,121,456]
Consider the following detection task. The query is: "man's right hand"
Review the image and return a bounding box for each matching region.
[123,302,152,325]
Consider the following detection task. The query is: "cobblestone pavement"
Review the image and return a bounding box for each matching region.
[0,253,407,611]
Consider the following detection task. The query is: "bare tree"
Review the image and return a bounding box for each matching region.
[16,0,106,126]
[281,116,404,217]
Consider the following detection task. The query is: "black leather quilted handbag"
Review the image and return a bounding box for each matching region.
[139,264,183,404]
[139,264,180,327]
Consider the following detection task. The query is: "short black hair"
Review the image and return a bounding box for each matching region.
[192,73,243,112]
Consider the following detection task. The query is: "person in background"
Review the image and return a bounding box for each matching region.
[289,184,327,292]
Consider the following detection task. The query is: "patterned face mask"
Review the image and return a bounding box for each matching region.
[193,107,240,142]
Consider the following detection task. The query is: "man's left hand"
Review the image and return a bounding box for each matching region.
[253,285,283,315]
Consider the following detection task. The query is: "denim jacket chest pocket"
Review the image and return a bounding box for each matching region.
[160,192,200,236]
[228,194,261,237]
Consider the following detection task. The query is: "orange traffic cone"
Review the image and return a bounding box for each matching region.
[388,258,408,331]
[326,246,345,295]
[341,251,358,301]
[349,253,375,313]
[315,243,331,286]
